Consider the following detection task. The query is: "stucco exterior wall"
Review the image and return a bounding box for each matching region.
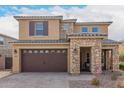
[19,19,60,40]
[74,24,108,34]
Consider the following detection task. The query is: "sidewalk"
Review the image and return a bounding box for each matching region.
[0,71,12,79]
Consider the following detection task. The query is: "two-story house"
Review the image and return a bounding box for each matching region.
[0,33,17,70]
[11,16,119,75]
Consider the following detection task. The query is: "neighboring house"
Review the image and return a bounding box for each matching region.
[0,33,17,70]
[11,16,119,74]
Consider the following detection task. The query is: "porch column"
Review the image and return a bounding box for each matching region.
[69,39,80,75]
[112,46,119,71]
[91,46,102,74]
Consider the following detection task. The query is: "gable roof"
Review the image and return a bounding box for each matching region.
[0,33,17,40]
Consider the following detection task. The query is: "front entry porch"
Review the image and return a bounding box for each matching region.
[69,38,102,75]
[79,47,119,73]
[69,37,119,75]
[80,47,91,72]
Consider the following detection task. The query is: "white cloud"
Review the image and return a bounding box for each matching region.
[0,5,124,41]
[0,16,18,39]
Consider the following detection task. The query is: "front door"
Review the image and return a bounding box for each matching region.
[80,48,91,72]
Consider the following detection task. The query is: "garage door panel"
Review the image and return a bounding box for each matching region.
[22,54,45,72]
[21,49,67,72]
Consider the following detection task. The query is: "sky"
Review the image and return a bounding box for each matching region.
[0,5,124,41]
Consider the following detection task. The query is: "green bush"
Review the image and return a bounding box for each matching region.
[91,78,100,86]
[119,63,124,71]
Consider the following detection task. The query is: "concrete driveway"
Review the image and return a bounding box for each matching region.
[0,72,94,88]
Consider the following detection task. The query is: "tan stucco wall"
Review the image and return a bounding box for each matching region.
[74,24,108,34]
[12,43,69,73]
[18,19,110,41]
[19,19,60,40]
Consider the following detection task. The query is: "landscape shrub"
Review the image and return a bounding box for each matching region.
[119,63,124,71]
[91,78,100,86]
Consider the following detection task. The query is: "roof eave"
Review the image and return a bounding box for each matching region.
[75,21,113,25]
[13,16,63,20]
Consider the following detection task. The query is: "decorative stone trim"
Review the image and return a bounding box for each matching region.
[112,46,119,71]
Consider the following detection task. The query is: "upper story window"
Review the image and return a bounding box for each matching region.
[0,36,4,45]
[92,27,98,32]
[29,21,48,36]
[62,23,70,31]
[35,22,44,35]
[82,27,88,32]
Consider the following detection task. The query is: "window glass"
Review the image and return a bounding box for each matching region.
[0,36,4,44]
[35,22,44,35]
[92,27,98,32]
[82,27,88,32]
[62,23,70,31]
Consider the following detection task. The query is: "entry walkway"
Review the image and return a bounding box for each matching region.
[0,71,12,79]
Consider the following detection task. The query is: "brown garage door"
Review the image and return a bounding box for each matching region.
[21,49,67,72]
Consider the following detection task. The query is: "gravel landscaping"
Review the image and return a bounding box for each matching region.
[69,72,117,88]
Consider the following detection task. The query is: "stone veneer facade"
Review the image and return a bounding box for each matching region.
[69,38,102,74]
[112,45,119,71]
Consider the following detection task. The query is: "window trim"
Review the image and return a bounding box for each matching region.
[92,27,99,32]
[35,22,44,35]
[81,27,88,33]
